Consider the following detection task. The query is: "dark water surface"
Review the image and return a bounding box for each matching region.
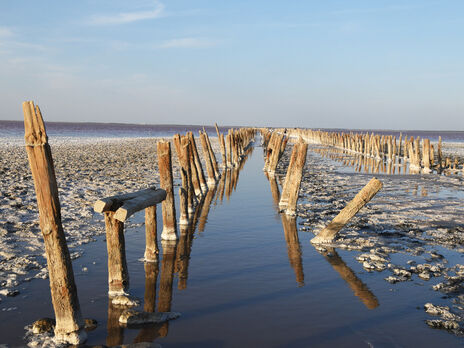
[1,142,463,347]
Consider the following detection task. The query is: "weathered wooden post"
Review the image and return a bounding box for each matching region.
[437,136,443,170]
[279,142,300,209]
[104,211,129,294]
[188,132,208,194]
[199,131,217,187]
[204,130,220,178]
[422,138,431,173]
[174,136,195,213]
[281,142,308,216]
[219,133,227,167]
[186,137,203,198]
[94,187,167,293]
[157,141,178,241]
[23,101,86,344]
[267,133,285,175]
[178,187,188,226]
[311,177,383,244]
[144,205,158,262]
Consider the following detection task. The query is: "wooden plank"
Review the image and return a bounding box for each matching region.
[94,187,157,213]
[113,189,166,222]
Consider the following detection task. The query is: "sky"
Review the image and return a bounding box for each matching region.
[0,0,463,130]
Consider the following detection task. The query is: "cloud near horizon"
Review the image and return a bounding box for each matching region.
[87,1,165,25]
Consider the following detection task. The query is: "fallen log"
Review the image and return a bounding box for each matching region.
[311,177,383,244]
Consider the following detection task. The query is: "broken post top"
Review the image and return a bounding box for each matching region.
[23,101,48,146]
[94,187,166,222]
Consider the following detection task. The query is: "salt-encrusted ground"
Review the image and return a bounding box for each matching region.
[274,142,464,335]
[0,136,221,302]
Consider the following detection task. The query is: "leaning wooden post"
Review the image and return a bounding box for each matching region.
[199,132,217,187]
[188,132,208,194]
[205,131,220,179]
[279,143,301,210]
[157,141,178,241]
[311,178,382,244]
[285,143,308,216]
[22,101,86,344]
[219,133,227,168]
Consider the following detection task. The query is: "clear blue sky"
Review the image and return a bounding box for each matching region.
[0,0,463,130]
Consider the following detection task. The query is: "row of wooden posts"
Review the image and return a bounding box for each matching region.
[22,100,255,344]
[261,130,308,216]
[266,174,379,309]
[267,128,462,174]
[260,128,383,244]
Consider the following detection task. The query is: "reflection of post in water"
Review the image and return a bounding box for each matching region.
[106,301,125,347]
[225,168,232,200]
[175,200,202,290]
[231,167,239,191]
[133,261,160,343]
[215,168,226,203]
[198,183,218,232]
[317,247,379,309]
[158,240,178,337]
[281,214,304,286]
[265,171,281,207]
[143,261,159,312]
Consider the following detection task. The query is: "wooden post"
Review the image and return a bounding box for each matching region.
[283,142,308,216]
[219,133,227,167]
[422,138,431,173]
[205,131,220,179]
[104,211,129,295]
[22,101,86,344]
[267,133,284,175]
[186,138,202,198]
[144,205,158,262]
[226,133,233,167]
[311,177,383,243]
[188,132,208,194]
[437,136,443,170]
[279,143,301,209]
[178,136,195,213]
[178,187,188,225]
[200,132,217,187]
[157,141,178,241]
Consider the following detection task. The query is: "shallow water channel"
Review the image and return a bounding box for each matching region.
[1,143,463,347]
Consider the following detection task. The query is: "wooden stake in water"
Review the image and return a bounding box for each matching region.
[157,141,178,241]
[23,101,86,344]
